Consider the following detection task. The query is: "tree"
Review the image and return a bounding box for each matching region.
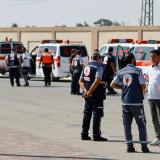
[94,18,112,26]
[11,23,18,28]
[76,21,89,27]
[76,23,84,27]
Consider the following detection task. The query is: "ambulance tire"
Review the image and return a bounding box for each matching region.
[51,73,59,81]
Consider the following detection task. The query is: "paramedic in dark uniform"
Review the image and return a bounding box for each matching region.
[103,47,117,95]
[71,50,83,95]
[39,48,53,87]
[79,52,107,141]
[69,49,78,94]
[5,48,21,87]
[111,53,149,153]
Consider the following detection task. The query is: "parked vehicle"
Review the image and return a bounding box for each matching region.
[0,39,24,75]
[30,40,89,80]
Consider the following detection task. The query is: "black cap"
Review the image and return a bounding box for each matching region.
[92,51,101,57]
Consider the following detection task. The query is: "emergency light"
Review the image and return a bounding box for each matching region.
[147,40,160,44]
[109,38,134,44]
[135,40,148,44]
[41,40,63,44]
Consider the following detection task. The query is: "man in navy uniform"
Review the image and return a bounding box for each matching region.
[71,49,83,95]
[103,47,117,95]
[111,53,149,153]
[79,51,107,141]
[5,48,21,87]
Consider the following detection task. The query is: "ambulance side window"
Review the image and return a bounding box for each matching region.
[99,46,108,56]
[0,43,11,54]
[30,46,39,56]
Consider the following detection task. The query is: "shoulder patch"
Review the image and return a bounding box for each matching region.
[84,66,90,76]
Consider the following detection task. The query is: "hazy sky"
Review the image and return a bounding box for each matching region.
[0,0,159,27]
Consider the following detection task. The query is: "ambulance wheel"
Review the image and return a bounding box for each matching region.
[51,74,59,81]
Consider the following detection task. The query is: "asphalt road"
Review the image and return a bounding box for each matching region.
[0,78,159,160]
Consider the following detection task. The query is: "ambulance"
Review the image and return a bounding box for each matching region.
[0,39,24,75]
[99,38,135,71]
[99,38,134,57]
[128,40,160,77]
[30,40,89,80]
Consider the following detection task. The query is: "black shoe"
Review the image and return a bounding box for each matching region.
[17,84,21,87]
[23,84,29,87]
[81,136,91,140]
[142,146,150,153]
[127,147,136,153]
[112,91,118,95]
[93,136,108,141]
[76,92,81,95]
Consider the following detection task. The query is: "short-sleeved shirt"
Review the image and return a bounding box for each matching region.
[79,60,103,82]
[112,64,145,105]
[80,60,104,99]
[22,52,31,67]
[148,62,160,100]
[103,53,115,77]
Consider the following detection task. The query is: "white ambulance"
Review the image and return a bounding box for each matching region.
[30,40,89,80]
[0,39,24,75]
[128,40,160,77]
[99,39,134,57]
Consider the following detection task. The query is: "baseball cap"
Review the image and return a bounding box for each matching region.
[92,51,101,58]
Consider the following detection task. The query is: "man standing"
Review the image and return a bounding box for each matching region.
[103,47,117,95]
[69,49,78,94]
[5,48,21,87]
[39,48,53,87]
[148,49,160,146]
[111,53,149,153]
[71,49,83,95]
[79,52,107,141]
[21,47,31,86]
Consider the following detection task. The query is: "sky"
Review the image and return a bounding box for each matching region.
[0,0,159,27]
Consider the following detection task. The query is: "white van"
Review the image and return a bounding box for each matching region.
[99,39,134,57]
[30,41,89,80]
[0,40,24,75]
[128,41,160,76]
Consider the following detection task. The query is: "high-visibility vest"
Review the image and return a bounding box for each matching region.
[42,53,53,64]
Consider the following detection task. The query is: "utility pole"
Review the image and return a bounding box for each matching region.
[140,0,154,26]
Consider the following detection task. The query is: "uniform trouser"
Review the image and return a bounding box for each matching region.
[81,97,104,138]
[23,67,30,85]
[70,71,75,94]
[148,99,160,139]
[71,72,81,94]
[9,68,20,86]
[42,66,52,86]
[122,105,147,146]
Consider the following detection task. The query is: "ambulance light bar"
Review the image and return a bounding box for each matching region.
[109,38,134,44]
[135,40,160,44]
[135,40,148,44]
[147,40,160,44]
[41,40,63,44]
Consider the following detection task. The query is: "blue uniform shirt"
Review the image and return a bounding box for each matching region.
[112,64,145,105]
[80,60,104,99]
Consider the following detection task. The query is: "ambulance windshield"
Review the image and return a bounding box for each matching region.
[133,46,154,60]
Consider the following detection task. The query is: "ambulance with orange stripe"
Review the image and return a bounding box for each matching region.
[30,40,89,80]
[128,40,160,78]
[0,39,24,75]
[99,38,134,57]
